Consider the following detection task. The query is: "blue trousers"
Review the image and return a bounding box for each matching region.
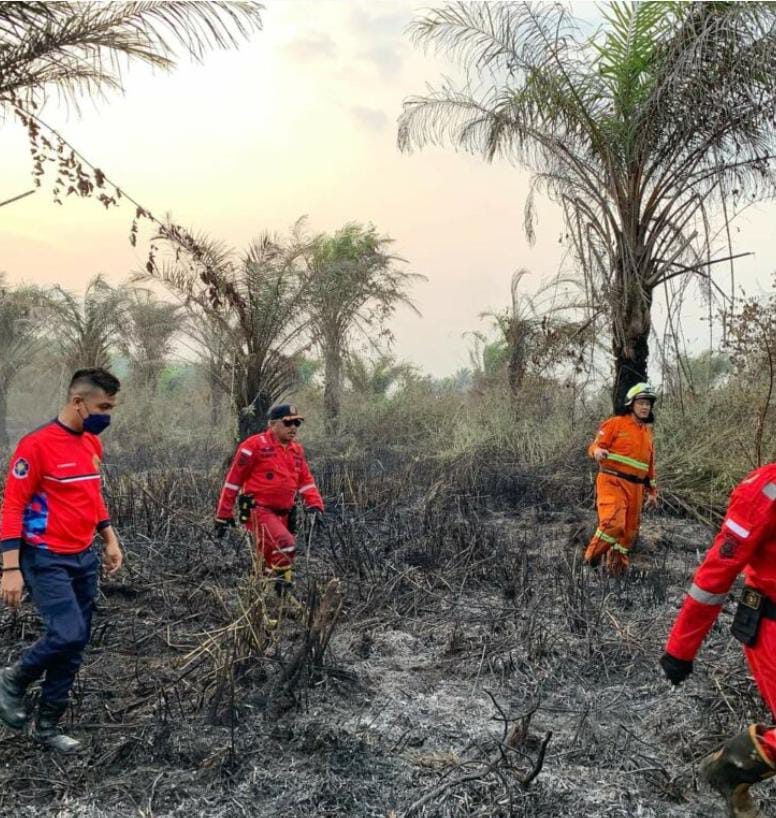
[19,546,99,703]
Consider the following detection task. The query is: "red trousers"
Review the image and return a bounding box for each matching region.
[744,618,776,758]
[247,507,296,571]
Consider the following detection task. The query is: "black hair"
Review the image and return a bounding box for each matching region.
[68,368,121,396]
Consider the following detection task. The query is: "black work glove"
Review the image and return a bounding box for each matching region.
[214,517,235,539]
[306,508,327,528]
[660,652,693,686]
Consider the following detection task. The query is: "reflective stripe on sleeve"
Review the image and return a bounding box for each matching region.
[724,518,751,539]
[605,452,649,472]
[688,583,727,606]
[764,482,776,501]
[611,542,629,555]
[224,482,240,491]
[240,449,252,456]
[299,483,316,494]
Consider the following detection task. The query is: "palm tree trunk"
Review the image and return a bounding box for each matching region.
[208,370,224,428]
[238,389,273,439]
[611,283,652,412]
[507,319,529,399]
[323,344,343,436]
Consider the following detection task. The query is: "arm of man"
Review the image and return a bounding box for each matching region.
[215,442,256,521]
[646,443,658,507]
[0,438,42,608]
[99,525,123,575]
[663,470,776,673]
[589,417,616,462]
[92,436,121,574]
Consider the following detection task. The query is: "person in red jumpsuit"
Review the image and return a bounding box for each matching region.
[214,403,324,592]
[0,368,123,752]
[661,463,776,817]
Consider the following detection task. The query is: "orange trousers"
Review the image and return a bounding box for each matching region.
[584,473,644,572]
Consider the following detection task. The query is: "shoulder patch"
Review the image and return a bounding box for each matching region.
[12,458,30,479]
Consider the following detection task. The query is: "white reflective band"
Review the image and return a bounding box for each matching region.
[241,448,252,456]
[764,482,776,501]
[224,482,240,491]
[724,518,751,539]
[688,583,727,606]
[278,545,296,554]
[43,474,100,483]
[299,484,316,493]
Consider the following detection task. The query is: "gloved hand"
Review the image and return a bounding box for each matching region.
[214,517,235,539]
[306,507,326,528]
[660,652,693,685]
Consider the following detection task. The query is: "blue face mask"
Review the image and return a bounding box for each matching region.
[82,412,112,435]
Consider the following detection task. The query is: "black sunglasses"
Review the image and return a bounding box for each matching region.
[282,418,303,427]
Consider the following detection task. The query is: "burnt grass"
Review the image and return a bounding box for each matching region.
[0,453,773,817]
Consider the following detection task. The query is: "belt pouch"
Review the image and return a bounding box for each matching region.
[731,586,765,647]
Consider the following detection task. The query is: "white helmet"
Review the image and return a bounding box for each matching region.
[624,382,657,406]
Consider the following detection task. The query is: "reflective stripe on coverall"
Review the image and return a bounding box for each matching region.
[216,429,323,572]
[584,414,656,572]
[665,464,776,759]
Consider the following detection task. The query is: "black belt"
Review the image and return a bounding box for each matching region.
[742,586,776,620]
[599,467,650,486]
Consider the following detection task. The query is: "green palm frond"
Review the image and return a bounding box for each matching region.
[593,1,678,117]
[0,1,263,106]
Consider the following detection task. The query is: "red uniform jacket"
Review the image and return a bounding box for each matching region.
[216,430,324,520]
[666,464,776,660]
[0,420,111,554]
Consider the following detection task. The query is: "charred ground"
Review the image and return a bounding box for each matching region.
[0,454,769,817]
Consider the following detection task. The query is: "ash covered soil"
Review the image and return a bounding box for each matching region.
[0,489,772,817]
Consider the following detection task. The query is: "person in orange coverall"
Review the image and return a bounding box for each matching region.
[214,403,324,593]
[661,464,776,818]
[584,383,658,573]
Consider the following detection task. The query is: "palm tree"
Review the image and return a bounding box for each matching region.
[120,287,180,392]
[47,274,127,370]
[399,2,776,409]
[141,223,313,438]
[303,223,424,434]
[481,269,595,400]
[1,2,262,105]
[0,274,47,447]
[345,352,417,398]
[0,2,262,210]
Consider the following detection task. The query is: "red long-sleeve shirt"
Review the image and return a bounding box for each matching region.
[666,464,776,661]
[216,429,323,520]
[0,420,111,554]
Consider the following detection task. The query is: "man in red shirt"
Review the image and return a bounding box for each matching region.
[661,464,776,817]
[214,403,324,593]
[0,368,123,753]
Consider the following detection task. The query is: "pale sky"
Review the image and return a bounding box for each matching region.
[1,1,774,376]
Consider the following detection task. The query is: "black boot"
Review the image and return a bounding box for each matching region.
[699,725,776,818]
[32,700,80,753]
[0,663,33,730]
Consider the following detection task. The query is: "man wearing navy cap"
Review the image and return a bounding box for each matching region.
[214,404,324,592]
